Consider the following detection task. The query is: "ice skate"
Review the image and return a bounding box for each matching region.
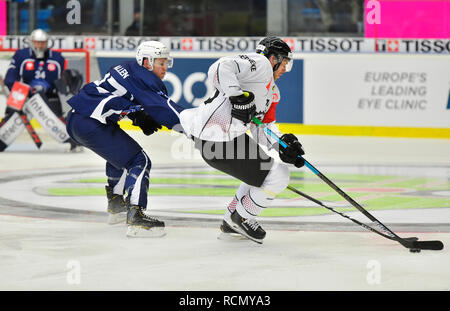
[68,139,84,153]
[105,186,127,224]
[228,210,266,244]
[218,213,248,241]
[126,205,166,237]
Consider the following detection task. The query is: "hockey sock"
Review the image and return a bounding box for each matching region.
[113,169,127,195]
[227,197,238,214]
[125,151,151,208]
[227,182,250,214]
[235,163,290,219]
[106,163,127,195]
[236,188,267,219]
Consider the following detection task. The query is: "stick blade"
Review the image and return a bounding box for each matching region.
[403,237,419,242]
[413,240,444,251]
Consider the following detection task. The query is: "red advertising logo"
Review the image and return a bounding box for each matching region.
[283,38,295,51]
[85,37,96,49]
[182,38,193,50]
[387,39,399,52]
[375,39,399,53]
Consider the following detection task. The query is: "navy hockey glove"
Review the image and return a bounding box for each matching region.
[279,133,305,168]
[129,111,162,136]
[230,91,256,125]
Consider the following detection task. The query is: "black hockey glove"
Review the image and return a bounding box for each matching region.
[279,133,305,168]
[129,110,162,136]
[229,91,256,125]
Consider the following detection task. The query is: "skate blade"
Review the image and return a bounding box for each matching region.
[217,232,249,241]
[66,146,84,153]
[126,225,166,238]
[107,212,127,225]
[227,222,263,245]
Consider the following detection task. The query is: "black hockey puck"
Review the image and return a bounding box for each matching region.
[409,248,421,253]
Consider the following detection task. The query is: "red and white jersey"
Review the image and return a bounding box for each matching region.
[180,52,282,143]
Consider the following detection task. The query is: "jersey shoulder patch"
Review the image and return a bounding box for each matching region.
[272,83,281,103]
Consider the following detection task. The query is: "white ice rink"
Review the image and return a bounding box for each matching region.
[0,129,449,291]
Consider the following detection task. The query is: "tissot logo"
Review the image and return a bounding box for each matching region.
[376,39,399,52]
[85,37,96,49]
[283,38,295,51]
[182,38,193,50]
[387,40,399,52]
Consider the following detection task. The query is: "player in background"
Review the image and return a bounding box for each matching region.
[66,41,184,237]
[179,37,305,244]
[1,28,81,151]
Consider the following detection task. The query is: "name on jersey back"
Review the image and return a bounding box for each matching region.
[114,65,129,79]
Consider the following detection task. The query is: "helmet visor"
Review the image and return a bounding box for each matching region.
[284,52,293,72]
[166,57,173,68]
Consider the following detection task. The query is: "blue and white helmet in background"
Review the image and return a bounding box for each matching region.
[135,41,173,70]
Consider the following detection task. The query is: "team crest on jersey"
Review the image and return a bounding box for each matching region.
[25,61,34,71]
[47,63,56,71]
[272,92,279,102]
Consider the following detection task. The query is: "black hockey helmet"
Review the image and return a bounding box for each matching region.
[256,36,293,72]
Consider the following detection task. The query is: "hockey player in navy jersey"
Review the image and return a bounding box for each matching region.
[3,29,66,95]
[66,41,184,237]
[0,28,81,151]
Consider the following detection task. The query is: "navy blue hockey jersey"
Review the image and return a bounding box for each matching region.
[4,48,66,93]
[67,61,184,129]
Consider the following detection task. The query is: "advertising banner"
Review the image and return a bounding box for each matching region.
[365,0,450,39]
[97,57,304,124]
[0,35,449,54]
[304,55,450,128]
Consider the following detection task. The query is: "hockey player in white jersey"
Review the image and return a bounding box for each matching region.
[179,37,305,243]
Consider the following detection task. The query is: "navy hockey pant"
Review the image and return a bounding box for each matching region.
[66,110,151,208]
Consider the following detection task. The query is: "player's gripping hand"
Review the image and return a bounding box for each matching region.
[279,133,305,168]
[129,110,162,136]
[229,91,256,125]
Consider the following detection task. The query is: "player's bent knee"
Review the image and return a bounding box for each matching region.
[261,163,290,195]
[125,150,152,172]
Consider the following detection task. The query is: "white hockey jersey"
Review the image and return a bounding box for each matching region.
[179,52,283,146]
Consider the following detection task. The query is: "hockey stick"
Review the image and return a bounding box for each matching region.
[119,105,144,119]
[18,111,42,149]
[252,117,444,251]
[286,185,419,243]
